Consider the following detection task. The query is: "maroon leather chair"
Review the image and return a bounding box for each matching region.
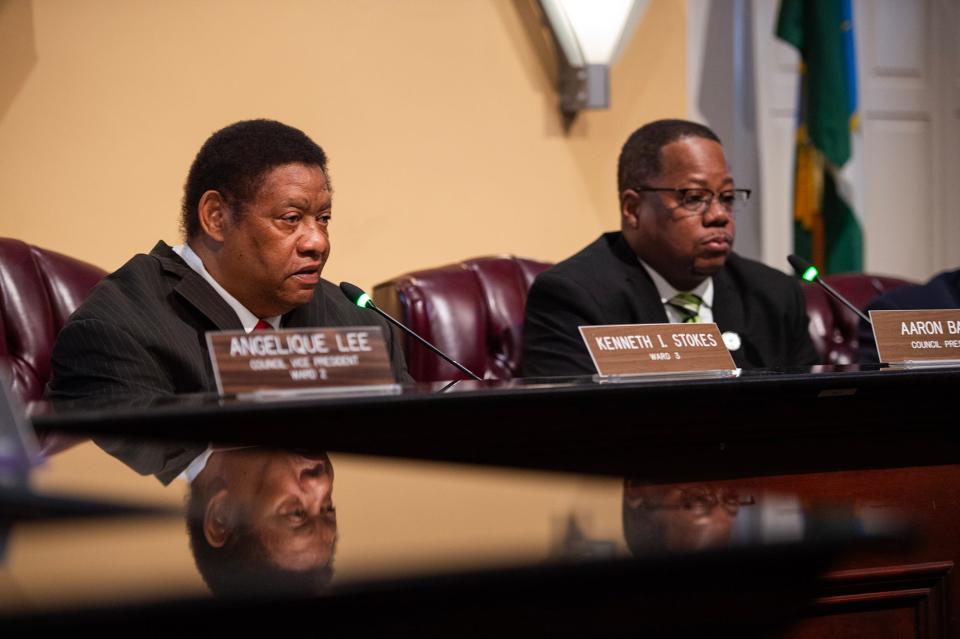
[375,255,916,380]
[0,238,106,403]
[802,273,913,365]
[373,256,552,381]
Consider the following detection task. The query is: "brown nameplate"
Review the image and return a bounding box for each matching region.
[579,323,737,377]
[869,309,960,364]
[206,326,395,395]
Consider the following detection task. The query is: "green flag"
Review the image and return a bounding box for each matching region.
[777,0,863,274]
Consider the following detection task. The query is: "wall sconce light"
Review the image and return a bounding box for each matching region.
[539,0,649,118]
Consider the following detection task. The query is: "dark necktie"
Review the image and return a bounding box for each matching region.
[666,293,703,323]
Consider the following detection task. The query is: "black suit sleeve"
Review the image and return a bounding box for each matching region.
[857,316,879,364]
[93,436,206,485]
[47,318,176,400]
[383,316,414,384]
[788,280,822,367]
[521,272,604,377]
[857,298,893,365]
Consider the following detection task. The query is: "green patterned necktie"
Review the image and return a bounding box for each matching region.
[667,292,703,323]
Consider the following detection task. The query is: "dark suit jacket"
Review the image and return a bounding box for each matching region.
[857,268,960,364]
[521,232,819,376]
[47,241,411,401]
[98,435,206,486]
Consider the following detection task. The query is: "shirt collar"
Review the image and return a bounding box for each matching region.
[172,243,281,332]
[178,445,260,483]
[638,258,714,309]
[181,446,214,483]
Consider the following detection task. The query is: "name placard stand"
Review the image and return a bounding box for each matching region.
[239,384,401,402]
[869,309,960,369]
[593,369,741,384]
[579,323,738,380]
[206,325,399,396]
[887,359,960,371]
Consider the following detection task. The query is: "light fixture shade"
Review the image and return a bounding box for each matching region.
[542,0,649,66]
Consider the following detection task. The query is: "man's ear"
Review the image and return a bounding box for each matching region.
[197,190,230,243]
[203,489,232,548]
[624,479,646,509]
[620,189,641,230]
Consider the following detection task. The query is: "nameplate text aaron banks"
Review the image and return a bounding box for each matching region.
[869,310,960,364]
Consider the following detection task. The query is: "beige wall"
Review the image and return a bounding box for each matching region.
[0,0,686,290]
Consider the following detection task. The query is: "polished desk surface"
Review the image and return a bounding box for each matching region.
[1,440,897,630]
[30,363,960,479]
[5,365,957,634]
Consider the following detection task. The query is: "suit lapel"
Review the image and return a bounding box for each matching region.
[174,275,245,331]
[284,285,327,328]
[150,242,244,331]
[610,235,669,323]
[628,267,670,323]
[712,267,752,367]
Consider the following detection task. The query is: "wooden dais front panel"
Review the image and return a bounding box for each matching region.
[746,466,957,638]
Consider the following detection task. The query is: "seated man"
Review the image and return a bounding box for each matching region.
[857,267,960,364]
[521,119,818,376]
[48,119,409,399]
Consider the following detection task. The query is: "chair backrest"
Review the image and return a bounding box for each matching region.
[802,273,913,364]
[372,256,552,381]
[0,238,106,402]
[375,256,918,380]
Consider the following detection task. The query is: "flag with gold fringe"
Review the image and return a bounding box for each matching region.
[777,0,862,274]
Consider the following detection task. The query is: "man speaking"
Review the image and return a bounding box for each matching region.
[521,119,819,376]
[48,119,409,399]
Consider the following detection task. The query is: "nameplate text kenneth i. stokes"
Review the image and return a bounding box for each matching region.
[870,309,960,363]
[206,326,394,394]
[579,323,736,376]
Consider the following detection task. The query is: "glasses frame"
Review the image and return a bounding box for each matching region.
[635,186,752,215]
[638,490,756,514]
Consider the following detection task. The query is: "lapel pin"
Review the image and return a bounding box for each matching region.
[722,331,742,351]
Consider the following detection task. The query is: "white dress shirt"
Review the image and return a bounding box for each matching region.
[172,243,280,331]
[172,242,278,482]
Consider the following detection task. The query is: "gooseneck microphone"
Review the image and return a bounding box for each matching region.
[339,282,483,381]
[787,254,871,325]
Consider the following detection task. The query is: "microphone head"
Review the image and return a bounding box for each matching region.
[787,254,820,282]
[339,281,373,309]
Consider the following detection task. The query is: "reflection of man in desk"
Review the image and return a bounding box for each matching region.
[185,448,337,596]
[622,481,743,555]
[521,119,818,375]
[48,119,409,400]
[86,435,337,595]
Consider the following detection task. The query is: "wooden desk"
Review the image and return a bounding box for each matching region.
[32,365,960,636]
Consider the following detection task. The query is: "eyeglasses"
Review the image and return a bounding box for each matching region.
[638,488,755,515]
[637,187,752,215]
